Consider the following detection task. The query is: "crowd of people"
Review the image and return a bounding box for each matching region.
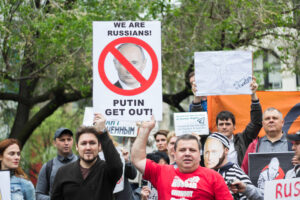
[1,73,299,200]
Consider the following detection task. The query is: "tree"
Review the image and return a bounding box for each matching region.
[0,0,158,146]
[1,0,299,147]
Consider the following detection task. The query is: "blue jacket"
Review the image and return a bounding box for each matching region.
[11,175,35,200]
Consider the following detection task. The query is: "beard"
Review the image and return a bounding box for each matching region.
[81,155,98,164]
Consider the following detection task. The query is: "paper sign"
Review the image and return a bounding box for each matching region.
[264,178,300,200]
[83,107,137,137]
[93,21,162,121]
[194,51,252,96]
[174,112,209,136]
[0,171,10,200]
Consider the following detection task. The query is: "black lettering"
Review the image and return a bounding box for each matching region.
[129,109,135,115]
[114,22,126,28]
[113,100,119,106]
[105,109,112,115]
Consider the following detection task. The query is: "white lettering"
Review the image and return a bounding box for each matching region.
[171,176,200,189]
[171,190,193,197]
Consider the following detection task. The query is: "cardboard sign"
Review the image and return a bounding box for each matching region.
[0,170,10,200]
[93,21,162,121]
[249,152,294,189]
[194,50,252,96]
[83,107,137,137]
[174,112,209,136]
[264,178,300,200]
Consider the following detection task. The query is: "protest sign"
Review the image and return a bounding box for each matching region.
[0,170,10,200]
[83,107,137,137]
[194,50,252,96]
[93,21,162,121]
[264,178,300,200]
[174,112,209,136]
[249,152,294,189]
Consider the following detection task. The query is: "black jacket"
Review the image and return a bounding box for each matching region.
[51,132,123,200]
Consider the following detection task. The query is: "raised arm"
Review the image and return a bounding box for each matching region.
[131,116,155,174]
[94,113,123,184]
[241,76,262,142]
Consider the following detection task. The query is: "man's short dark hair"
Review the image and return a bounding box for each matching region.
[154,130,169,140]
[174,134,201,151]
[216,111,236,126]
[76,126,100,144]
[188,71,195,81]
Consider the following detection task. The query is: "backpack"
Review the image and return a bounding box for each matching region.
[45,159,54,195]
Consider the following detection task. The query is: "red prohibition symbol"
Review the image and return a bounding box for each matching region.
[98,37,158,96]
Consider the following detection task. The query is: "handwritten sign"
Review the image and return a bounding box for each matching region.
[174,112,209,136]
[264,178,300,200]
[194,50,252,96]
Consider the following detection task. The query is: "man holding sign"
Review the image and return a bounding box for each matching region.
[131,117,232,200]
[51,114,122,200]
[191,76,261,166]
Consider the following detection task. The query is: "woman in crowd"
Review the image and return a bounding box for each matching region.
[0,138,35,200]
[166,131,177,165]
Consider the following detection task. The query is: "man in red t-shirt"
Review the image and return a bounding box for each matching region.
[131,117,233,200]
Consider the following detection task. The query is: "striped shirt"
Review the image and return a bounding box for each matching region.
[218,162,252,200]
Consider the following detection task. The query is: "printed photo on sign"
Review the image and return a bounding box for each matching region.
[174,112,209,136]
[93,21,162,121]
[264,177,300,200]
[194,50,252,96]
[0,170,10,200]
[249,152,294,189]
[82,107,137,137]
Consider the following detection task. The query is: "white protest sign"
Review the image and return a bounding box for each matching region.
[174,112,209,136]
[0,170,10,200]
[93,21,162,121]
[194,51,252,96]
[83,107,137,137]
[264,178,300,200]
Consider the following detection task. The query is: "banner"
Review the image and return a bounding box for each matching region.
[83,107,137,137]
[207,91,300,136]
[93,21,162,121]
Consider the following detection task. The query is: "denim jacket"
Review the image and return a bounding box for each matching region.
[11,175,35,200]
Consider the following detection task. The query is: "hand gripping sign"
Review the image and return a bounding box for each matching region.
[98,37,158,96]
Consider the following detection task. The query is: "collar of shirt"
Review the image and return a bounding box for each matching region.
[118,79,140,89]
[262,132,287,143]
[57,153,75,162]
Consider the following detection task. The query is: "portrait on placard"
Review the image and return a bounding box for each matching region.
[249,152,294,189]
[111,43,149,90]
